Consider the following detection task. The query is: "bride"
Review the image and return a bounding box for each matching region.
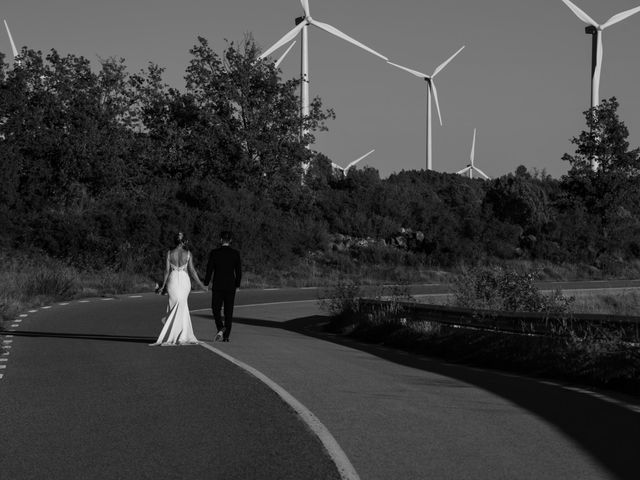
[150,232,208,346]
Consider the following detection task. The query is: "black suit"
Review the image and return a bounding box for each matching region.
[204,245,242,340]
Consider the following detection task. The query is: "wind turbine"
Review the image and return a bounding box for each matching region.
[332,149,374,175]
[4,19,19,61]
[258,0,388,132]
[387,45,465,171]
[275,41,296,68]
[560,0,640,109]
[457,129,489,180]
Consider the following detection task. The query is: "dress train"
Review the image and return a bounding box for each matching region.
[150,255,198,346]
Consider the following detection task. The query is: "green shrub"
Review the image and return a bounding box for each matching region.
[451,266,574,315]
[319,279,362,317]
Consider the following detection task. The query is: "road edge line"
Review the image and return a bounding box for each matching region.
[190,299,317,313]
[198,342,360,480]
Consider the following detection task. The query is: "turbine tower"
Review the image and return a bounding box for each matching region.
[457,129,489,180]
[332,149,375,175]
[560,0,640,109]
[387,46,465,171]
[4,19,19,61]
[258,0,388,135]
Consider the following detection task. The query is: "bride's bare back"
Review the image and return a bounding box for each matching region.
[169,247,190,267]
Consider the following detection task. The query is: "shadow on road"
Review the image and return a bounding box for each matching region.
[0,330,156,343]
[235,314,640,480]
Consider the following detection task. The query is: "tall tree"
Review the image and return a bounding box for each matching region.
[561,97,640,261]
[183,35,333,196]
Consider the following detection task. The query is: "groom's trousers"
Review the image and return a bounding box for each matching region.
[211,289,236,339]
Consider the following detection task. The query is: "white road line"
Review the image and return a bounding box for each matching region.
[191,299,316,314]
[2,340,12,344]
[264,288,280,291]
[562,386,640,413]
[19,314,27,317]
[79,300,90,303]
[58,302,69,306]
[0,358,7,362]
[0,374,4,379]
[128,295,143,298]
[203,299,640,417]
[4,335,12,338]
[41,306,52,309]
[10,324,18,328]
[198,342,360,480]
[0,365,5,369]
[535,382,640,414]
[13,319,22,323]
[2,352,9,356]
[28,310,38,313]
[101,298,114,301]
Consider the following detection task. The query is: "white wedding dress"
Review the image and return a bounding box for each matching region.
[150,251,199,346]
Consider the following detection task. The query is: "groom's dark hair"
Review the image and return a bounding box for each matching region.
[220,231,232,243]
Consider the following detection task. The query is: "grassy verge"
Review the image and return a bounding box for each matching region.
[0,250,154,326]
[569,290,640,316]
[341,315,640,396]
[320,281,640,397]
[416,291,640,317]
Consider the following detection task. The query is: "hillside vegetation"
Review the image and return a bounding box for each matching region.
[2,37,640,284]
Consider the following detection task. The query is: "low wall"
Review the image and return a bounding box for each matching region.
[358,299,640,343]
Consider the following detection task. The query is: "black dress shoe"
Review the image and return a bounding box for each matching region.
[223,338,230,342]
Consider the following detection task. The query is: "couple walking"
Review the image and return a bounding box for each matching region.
[150,231,242,346]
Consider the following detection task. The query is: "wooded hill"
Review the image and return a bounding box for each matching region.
[2,38,640,277]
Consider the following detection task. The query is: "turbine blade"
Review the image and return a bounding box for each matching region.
[432,45,465,77]
[457,166,471,175]
[430,80,443,126]
[311,19,388,60]
[346,149,375,170]
[561,0,598,26]
[4,20,18,58]
[275,41,296,68]
[387,61,428,78]
[473,166,490,180]
[331,162,344,171]
[259,22,305,60]
[602,6,640,29]
[470,128,476,164]
[300,0,310,17]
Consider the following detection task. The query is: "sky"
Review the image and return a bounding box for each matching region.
[2,0,640,179]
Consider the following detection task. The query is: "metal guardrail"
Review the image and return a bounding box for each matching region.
[358,299,640,343]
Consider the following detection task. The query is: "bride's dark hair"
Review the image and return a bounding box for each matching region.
[174,232,190,249]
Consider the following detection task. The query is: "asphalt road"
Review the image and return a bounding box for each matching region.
[2,281,640,479]
[0,293,340,480]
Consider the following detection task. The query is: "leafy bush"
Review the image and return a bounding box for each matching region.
[451,266,574,315]
[319,279,362,317]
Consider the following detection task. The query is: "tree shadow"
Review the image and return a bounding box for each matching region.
[1,330,156,344]
[235,315,640,480]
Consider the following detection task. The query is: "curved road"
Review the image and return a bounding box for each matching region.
[1,282,640,479]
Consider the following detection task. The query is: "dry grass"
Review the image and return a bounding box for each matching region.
[0,251,154,326]
[569,290,640,316]
[246,258,452,288]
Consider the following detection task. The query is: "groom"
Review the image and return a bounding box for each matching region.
[204,231,242,342]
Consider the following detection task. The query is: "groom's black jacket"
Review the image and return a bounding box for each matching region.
[204,245,242,291]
